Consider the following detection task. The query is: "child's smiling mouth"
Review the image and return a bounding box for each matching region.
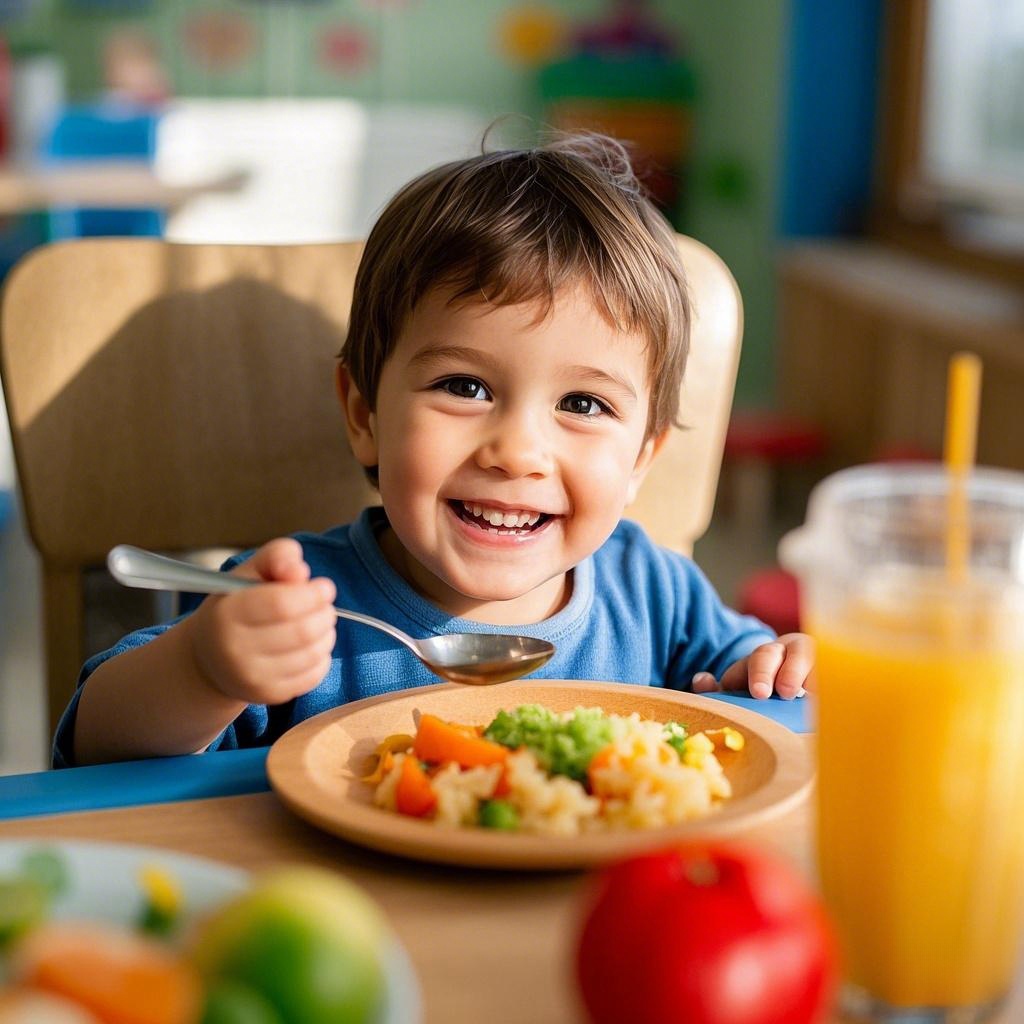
[448,499,554,536]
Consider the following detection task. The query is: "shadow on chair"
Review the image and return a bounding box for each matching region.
[0,235,741,741]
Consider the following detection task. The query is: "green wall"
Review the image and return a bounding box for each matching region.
[677,0,788,406]
[4,0,788,406]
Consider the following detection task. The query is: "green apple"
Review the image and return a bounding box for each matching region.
[190,867,388,1024]
[201,978,283,1024]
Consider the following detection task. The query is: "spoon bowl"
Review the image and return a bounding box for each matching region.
[106,545,555,686]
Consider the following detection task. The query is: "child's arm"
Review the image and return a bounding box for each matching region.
[73,538,338,765]
[691,633,814,700]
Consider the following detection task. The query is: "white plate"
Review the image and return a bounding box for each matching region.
[0,839,420,1023]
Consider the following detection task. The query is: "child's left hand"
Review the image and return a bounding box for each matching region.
[691,633,814,700]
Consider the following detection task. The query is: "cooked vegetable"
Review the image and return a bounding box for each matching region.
[705,727,745,751]
[0,878,49,950]
[394,756,438,818]
[138,866,183,938]
[16,922,202,1024]
[483,705,613,782]
[412,714,509,769]
[0,849,68,951]
[478,800,520,831]
[361,734,414,784]
[662,721,689,758]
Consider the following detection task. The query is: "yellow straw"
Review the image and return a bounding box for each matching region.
[943,352,982,580]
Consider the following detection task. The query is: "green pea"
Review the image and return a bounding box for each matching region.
[479,799,520,831]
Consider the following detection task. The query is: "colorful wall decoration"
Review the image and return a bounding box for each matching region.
[0,0,801,406]
[317,21,374,77]
[182,11,259,73]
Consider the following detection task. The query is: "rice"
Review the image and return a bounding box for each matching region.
[372,705,739,836]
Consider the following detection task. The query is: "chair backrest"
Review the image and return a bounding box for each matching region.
[0,235,741,735]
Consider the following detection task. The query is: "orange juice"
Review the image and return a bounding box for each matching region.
[811,597,1024,1010]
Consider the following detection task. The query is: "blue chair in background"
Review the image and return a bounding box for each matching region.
[42,103,164,239]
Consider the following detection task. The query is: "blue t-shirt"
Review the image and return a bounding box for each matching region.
[54,508,773,767]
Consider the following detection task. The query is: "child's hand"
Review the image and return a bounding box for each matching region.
[691,633,813,700]
[187,538,338,706]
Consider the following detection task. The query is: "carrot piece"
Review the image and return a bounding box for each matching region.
[412,714,509,769]
[587,744,618,796]
[494,768,511,797]
[17,922,201,1024]
[395,755,438,817]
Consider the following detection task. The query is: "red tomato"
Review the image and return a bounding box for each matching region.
[575,843,838,1024]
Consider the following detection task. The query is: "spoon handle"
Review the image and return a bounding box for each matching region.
[108,545,421,656]
[107,545,253,596]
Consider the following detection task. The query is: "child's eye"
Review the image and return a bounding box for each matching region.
[558,393,610,417]
[437,376,491,401]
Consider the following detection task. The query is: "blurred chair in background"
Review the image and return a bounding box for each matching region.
[0,233,740,739]
[42,103,163,240]
[732,430,940,637]
[725,410,827,637]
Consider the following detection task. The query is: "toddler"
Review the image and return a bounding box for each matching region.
[61,133,811,767]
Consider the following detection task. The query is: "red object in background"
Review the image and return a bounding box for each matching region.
[724,410,827,463]
[0,36,11,158]
[576,843,838,1024]
[725,411,826,637]
[738,566,802,635]
[873,441,939,463]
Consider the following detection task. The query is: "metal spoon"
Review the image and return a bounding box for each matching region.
[107,545,555,686]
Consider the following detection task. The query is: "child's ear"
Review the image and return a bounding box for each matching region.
[335,364,378,468]
[625,429,669,505]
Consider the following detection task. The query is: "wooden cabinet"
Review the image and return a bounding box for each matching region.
[777,242,1024,471]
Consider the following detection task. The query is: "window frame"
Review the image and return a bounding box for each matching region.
[871,0,1023,286]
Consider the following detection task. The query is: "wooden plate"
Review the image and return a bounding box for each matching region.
[266,681,813,870]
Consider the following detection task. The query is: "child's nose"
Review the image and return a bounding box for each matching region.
[475,409,554,478]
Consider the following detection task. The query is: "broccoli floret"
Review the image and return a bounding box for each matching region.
[484,704,614,782]
[663,720,689,758]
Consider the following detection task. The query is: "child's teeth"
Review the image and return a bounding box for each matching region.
[461,502,541,529]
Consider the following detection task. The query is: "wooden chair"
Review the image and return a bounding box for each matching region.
[0,235,741,737]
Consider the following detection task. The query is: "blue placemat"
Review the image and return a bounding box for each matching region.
[705,691,811,733]
[0,746,269,821]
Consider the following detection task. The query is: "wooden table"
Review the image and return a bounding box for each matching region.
[0,161,247,214]
[1,741,1020,1023]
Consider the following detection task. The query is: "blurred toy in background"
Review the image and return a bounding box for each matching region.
[499,4,567,67]
[538,0,695,217]
[102,28,171,107]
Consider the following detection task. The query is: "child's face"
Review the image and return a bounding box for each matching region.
[340,285,661,624]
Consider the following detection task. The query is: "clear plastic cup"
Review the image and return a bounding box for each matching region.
[780,463,1024,1023]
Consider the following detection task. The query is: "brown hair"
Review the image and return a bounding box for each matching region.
[341,132,689,439]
